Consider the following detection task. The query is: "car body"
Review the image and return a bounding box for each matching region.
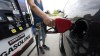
[59,0,100,56]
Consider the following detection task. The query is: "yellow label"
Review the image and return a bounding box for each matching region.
[19,27,23,30]
[11,29,16,33]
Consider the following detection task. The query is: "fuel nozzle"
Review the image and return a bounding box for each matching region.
[54,18,72,33]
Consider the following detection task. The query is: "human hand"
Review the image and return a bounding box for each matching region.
[48,19,55,27]
[43,18,55,27]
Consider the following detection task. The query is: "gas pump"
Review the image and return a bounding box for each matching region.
[0,10,29,39]
[0,0,33,39]
[6,10,29,33]
[0,10,17,39]
[12,10,26,32]
[10,0,29,29]
[0,1,35,56]
[25,12,32,27]
[14,0,32,28]
[22,12,32,28]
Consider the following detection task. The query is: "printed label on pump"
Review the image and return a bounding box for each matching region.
[0,17,2,20]
[9,25,14,30]
[19,26,23,30]
[11,29,17,33]
[26,23,29,27]
[0,28,34,56]
[13,10,20,14]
